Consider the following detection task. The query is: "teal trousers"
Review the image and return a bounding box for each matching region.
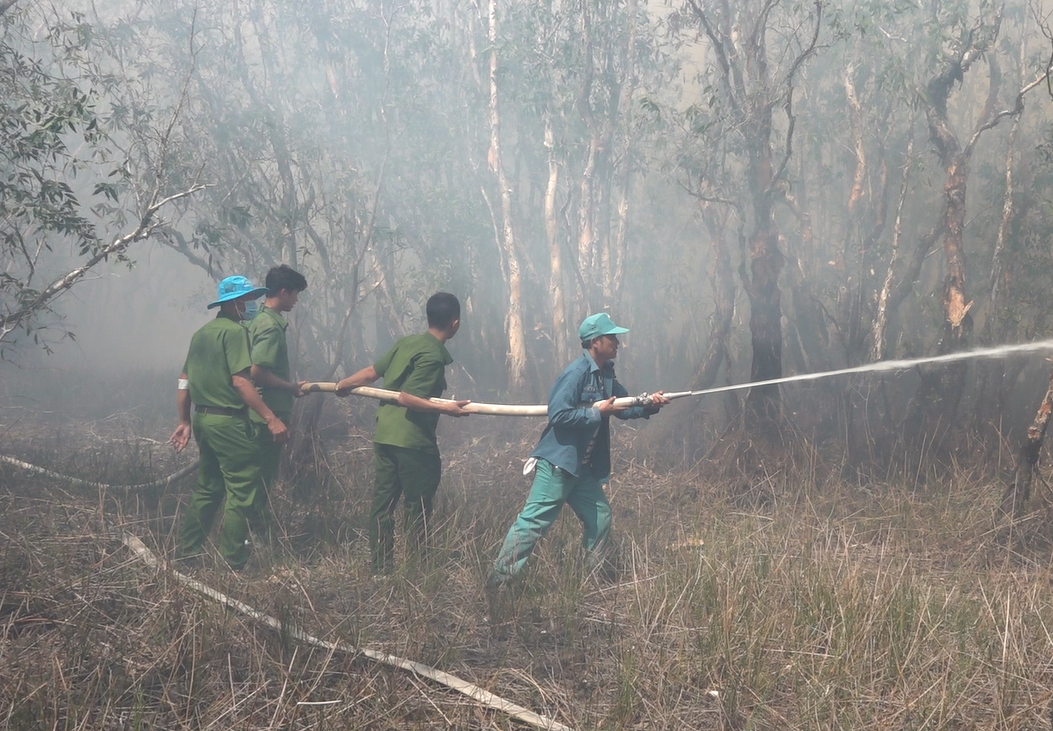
[178,413,269,569]
[489,458,611,584]
[371,443,441,573]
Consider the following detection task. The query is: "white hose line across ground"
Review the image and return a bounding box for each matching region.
[121,532,573,731]
[0,454,199,490]
[0,456,574,731]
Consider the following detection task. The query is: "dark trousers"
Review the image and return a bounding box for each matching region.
[371,443,441,573]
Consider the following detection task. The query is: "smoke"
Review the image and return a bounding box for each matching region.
[50,247,215,371]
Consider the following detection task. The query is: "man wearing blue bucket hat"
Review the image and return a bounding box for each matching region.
[169,275,290,570]
[487,313,669,590]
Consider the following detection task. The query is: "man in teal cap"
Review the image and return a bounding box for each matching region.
[487,313,669,589]
[247,264,308,502]
[336,292,471,574]
[169,275,290,570]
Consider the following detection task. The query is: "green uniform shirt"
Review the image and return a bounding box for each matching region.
[373,333,453,453]
[248,305,292,421]
[183,312,252,410]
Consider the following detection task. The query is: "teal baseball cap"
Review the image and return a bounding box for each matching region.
[579,313,630,342]
[207,275,269,309]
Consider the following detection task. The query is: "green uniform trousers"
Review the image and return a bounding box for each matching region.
[178,412,269,569]
[371,443,441,573]
[489,458,611,584]
[255,411,289,495]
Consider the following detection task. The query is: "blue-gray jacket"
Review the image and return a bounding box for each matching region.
[530,352,652,479]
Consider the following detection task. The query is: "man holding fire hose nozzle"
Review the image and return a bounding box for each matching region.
[487,313,669,592]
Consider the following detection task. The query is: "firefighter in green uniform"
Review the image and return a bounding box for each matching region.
[169,275,290,570]
[336,292,471,573]
[247,264,308,507]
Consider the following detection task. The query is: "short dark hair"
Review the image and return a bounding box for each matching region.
[426,292,460,329]
[265,264,307,294]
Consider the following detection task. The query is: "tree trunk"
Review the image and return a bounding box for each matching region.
[487,0,528,393]
[974,116,1020,429]
[743,106,783,432]
[743,231,783,429]
[608,0,638,311]
[684,0,821,439]
[544,113,568,367]
[837,64,867,364]
[871,135,914,361]
[690,206,735,391]
[1001,367,1053,518]
[781,189,829,374]
[903,40,997,445]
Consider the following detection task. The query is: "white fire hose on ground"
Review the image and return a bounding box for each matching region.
[1,451,572,731]
[0,454,200,489]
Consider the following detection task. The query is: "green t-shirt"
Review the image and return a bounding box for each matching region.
[248,306,291,421]
[183,312,253,411]
[373,333,453,453]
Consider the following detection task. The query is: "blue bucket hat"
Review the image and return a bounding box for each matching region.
[579,313,630,342]
[207,275,269,309]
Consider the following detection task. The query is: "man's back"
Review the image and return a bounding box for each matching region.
[373,333,453,453]
[185,314,251,410]
[248,306,292,419]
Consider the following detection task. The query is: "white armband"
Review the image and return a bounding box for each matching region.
[177,378,189,391]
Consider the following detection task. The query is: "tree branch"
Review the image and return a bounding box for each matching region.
[0,185,207,338]
[965,66,1051,153]
[770,0,822,190]
[685,0,745,122]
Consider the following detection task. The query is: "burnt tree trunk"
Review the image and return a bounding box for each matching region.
[743,231,784,429]
[903,32,997,449]
[973,115,1020,432]
[1001,367,1053,519]
[781,188,829,374]
[690,204,736,391]
[685,0,820,442]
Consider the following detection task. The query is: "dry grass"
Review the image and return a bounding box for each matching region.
[3,400,1053,730]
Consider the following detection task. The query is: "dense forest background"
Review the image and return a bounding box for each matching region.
[4,0,1053,474]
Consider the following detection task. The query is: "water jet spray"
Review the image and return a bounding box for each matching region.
[302,339,1053,413]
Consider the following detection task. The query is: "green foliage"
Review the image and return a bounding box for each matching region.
[0,8,137,357]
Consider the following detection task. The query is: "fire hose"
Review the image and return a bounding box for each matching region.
[1,457,572,730]
[301,338,1053,414]
[299,382,666,414]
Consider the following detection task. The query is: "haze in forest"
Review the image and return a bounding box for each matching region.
[4,0,1053,457]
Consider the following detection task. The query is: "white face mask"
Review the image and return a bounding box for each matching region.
[242,300,259,321]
